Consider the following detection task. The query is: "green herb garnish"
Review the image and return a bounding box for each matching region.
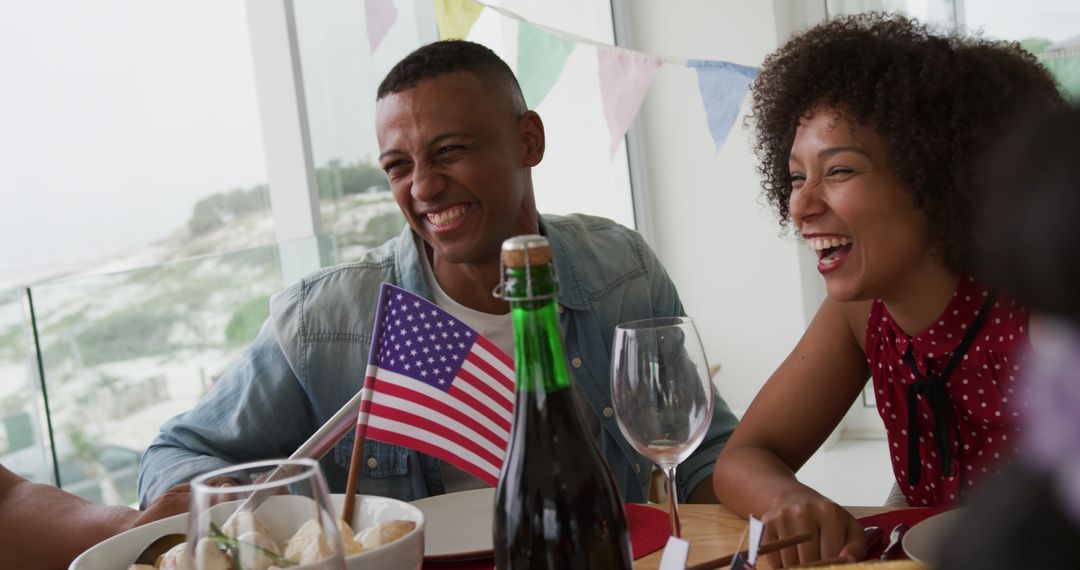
[208,521,299,568]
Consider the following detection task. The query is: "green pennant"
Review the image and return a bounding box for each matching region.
[517,21,575,109]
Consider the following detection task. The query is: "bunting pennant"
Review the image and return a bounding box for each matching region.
[435,0,484,40]
[597,47,661,156]
[688,60,758,152]
[516,21,576,109]
[364,0,398,54]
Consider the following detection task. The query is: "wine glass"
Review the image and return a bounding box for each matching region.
[611,316,713,537]
[188,458,345,569]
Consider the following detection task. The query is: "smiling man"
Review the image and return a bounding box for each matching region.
[138,40,736,509]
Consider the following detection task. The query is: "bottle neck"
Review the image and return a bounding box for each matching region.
[503,264,570,393]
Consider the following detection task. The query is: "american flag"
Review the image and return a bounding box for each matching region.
[356,283,515,485]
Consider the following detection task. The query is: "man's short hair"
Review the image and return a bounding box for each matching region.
[377,40,526,113]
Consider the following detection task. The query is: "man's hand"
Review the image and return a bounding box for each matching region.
[130,476,240,528]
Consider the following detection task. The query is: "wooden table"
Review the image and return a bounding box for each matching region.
[634,504,893,569]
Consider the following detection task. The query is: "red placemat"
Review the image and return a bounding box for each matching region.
[858,507,947,560]
[421,503,669,569]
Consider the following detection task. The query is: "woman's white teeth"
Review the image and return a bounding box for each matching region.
[428,206,466,226]
[808,236,852,251]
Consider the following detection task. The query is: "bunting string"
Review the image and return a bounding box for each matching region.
[475,1,691,65]
[365,1,1080,155]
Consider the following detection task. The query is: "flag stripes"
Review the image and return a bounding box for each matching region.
[357,283,517,486]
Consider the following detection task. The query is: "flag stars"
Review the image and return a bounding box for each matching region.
[454,332,460,338]
[413,300,420,308]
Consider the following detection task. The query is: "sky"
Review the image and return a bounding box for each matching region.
[0,1,267,288]
[962,0,1080,44]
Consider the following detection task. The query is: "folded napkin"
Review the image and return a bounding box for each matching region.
[858,507,947,560]
[421,503,669,569]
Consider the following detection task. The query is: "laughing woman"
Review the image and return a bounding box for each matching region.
[711,13,1064,568]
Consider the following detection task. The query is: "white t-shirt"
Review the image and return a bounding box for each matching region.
[417,236,513,493]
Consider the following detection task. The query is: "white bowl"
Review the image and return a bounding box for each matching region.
[69,494,425,570]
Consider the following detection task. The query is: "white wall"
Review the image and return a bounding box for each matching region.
[622,1,819,412]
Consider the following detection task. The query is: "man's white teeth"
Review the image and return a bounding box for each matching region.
[808,236,852,251]
[427,206,466,226]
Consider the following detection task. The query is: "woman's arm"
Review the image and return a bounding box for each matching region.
[712,297,871,567]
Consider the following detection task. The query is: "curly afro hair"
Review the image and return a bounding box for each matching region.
[750,13,1063,271]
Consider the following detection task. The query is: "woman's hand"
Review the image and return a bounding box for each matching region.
[761,490,865,568]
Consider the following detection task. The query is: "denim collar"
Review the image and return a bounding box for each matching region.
[392,215,591,312]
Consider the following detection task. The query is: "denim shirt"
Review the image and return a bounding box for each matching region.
[138,214,738,507]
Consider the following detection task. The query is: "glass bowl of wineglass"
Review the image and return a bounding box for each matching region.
[187,458,346,569]
[611,316,713,537]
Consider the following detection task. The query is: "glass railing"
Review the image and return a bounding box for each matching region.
[0,200,405,506]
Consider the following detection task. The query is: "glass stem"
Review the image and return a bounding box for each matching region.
[665,464,681,538]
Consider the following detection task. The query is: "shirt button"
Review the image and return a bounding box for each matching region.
[571,357,583,368]
[367,457,378,469]
[603,406,614,418]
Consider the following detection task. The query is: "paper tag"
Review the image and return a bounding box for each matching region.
[747,515,765,565]
[659,536,691,570]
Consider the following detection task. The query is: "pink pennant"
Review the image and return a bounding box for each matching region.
[597,46,661,156]
[365,0,398,54]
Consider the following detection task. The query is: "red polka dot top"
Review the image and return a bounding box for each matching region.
[864,276,1029,507]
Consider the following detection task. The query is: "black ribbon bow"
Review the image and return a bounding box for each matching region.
[901,291,996,487]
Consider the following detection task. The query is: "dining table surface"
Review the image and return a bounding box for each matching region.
[633,503,895,570]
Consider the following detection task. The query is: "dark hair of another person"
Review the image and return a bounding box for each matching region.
[975,105,1080,323]
[376,39,526,113]
[750,13,1064,271]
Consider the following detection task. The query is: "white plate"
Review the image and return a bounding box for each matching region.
[902,508,963,564]
[411,487,494,560]
[70,494,424,570]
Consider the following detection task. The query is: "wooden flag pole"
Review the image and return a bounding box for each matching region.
[341,429,366,523]
[342,384,374,523]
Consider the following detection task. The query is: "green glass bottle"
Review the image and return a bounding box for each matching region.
[493,235,632,570]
